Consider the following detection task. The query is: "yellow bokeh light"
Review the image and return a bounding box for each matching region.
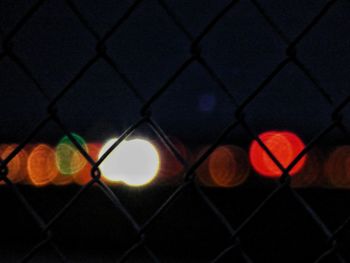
[99,138,160,187]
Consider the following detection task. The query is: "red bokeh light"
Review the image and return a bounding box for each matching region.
[249,131,307,178]
[158,137,189,183]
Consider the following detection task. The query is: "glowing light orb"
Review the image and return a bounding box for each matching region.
[325,146,350,188]
[198,94,216,112]
[52,172,73,186]
[196,146,213,186]
[0,144,28,184]
[208,145,249,187]
[74,143,101,185]
[159,137,189,182]
[28,144,58,186]
[249,131,306,178]
[99,138,160,187]
[55,133,88,175]
[291,149,320,188]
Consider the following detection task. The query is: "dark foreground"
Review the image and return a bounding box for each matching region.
[1,185,350,262]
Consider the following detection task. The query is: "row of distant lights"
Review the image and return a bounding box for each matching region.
[1,131,349,188]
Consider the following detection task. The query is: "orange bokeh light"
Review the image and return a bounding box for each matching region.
[51,172,73,186]
[208,145,249,187]
[27,144,58,187]
[324,146,350,188]
[74,143,101,185]
[0,144,28,184]
[249,131,307,178]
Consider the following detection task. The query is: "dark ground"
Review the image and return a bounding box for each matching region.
[1,185,350,262]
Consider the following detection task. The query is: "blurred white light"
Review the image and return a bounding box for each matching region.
[98,138,160,187]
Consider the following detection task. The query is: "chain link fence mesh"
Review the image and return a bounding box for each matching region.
[0,0,349,262]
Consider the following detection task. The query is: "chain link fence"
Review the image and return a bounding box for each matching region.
[0,0,350,262]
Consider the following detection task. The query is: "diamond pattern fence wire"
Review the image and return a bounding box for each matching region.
[0,0,350,262]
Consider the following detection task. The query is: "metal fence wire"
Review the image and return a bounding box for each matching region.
[0,0,350,262]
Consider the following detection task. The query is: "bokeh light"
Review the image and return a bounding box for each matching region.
[0,144,28,184]
[99,138,160,187]
[55,133,88,175]
[51,172,73,186]
[198,94,216,112]
[208,145,249,187]
[159,137,189,182]
[325,146,350,188]
[27,144,58,186]
[196,146,214,186]
[291,149,321,188]
[249,131,307,178]
[74,143,101,185]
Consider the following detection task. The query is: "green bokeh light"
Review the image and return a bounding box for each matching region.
[55,133,88,175]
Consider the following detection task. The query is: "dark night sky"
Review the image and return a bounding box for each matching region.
[1,2,350,262]
[0,0,349,146]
